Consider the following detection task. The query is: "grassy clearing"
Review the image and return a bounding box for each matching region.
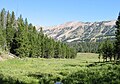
[0,53,120,84]
[0,53,98,83]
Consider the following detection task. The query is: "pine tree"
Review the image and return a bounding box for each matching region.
[54,41,62,58]
[6,11,15,51]
[28,23,33,31]
[70,47,77,58]
[0,26,5,49]
[24,18,28,31]
[14,15,29,57]
[29,26,39,57]
[115,12,120,60]
[66,45,70,58]
[49,38,55,58]
[61,43,66,58]
[100,38,113,62]
[36,29,42,57]
[0,8,6,50]
[39,27,46,58]
[0,8,6,29]
[44,35,49,58]
[11,11,16,28]
[45,37,55,58]
[0,12,4,49]
[98,42,104,62]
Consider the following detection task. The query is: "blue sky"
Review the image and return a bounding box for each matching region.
[0,0,120,26]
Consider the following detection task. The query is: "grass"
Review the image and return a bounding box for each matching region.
[0,53,120,84]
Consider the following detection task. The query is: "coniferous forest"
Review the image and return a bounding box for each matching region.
[0,8,77,58]
[97,13,120,62]
[1,8,120,61]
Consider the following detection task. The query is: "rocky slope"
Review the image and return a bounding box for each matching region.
[43,20,116,42]
[0,50,15,61]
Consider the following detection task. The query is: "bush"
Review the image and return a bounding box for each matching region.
[62,63,120,84]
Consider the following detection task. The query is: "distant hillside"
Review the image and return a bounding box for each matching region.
[43,20,116,42]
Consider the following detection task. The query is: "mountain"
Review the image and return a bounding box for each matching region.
[43,20,116,42]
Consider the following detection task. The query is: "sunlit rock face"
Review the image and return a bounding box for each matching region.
[43,20,116,42]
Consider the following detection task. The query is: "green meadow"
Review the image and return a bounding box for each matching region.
[0,53,120,84]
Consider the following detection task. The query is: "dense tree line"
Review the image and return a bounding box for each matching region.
[68,42,99,53]
[98,13,120,62]
[98,39,114,61]
[0,8,77,58]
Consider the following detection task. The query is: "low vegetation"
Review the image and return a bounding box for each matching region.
[0,53,98,83]
[0,53,120,84]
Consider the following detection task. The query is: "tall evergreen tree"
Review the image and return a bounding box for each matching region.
[35,29,42,57]
[48,38,55,58]
[6,11,15,51]
[12,15,29,57]
[44,35,49,58]
[6,11,11,48]
[115,12,120,60]
[54,41,62,58]
[40,27,46,58]
[0,8,6,29]
[61,43,67,58]
[29,26,39,57]
[24,18,28,31]
[11,11,16,27]
[0,26,5,49]
[100,39,113,62]
[0,8,6,50]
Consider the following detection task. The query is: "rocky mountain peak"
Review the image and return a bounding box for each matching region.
[43,20,116,42]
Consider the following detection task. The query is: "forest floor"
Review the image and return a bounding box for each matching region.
[0,53,120,84]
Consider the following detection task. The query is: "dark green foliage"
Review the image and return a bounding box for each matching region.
[6,11,15,51]
[99,38,114,62]
[115,12,120,60]
[0,8,7,50]
[62,63,120,84]
[98,13,120,62]
[0,74,24,84]
[0,8,6,29]
[0,25,5,49]
[12,15,29,57]
[48,38,55,58]
[0,8,76,58]
[68,42,99,53]
[54,41,62,58]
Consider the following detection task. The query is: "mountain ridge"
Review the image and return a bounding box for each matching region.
[42,20,116,42]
